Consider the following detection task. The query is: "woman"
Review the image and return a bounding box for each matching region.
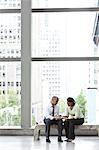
[63,97,84,142]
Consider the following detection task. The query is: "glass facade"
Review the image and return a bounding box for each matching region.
[0,1,21,127]
[0,14,21,58]
[31,0,99,126]
[31,61,99,125]
[0,0,21,9]
[0,0,99,129]
[32,0,99,8]
[32,12,98,57]
[0,62,21,126]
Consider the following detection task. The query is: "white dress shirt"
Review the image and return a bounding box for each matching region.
[65,103,84,119]
[44,103,59,120]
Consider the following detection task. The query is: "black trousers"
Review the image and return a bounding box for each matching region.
[44,118,63,139]
[64,118,84,140]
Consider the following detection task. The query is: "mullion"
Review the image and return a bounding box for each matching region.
[0,9,21,13]
[32,7,99,13]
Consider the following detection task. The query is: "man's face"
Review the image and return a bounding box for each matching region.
[51,97,58,105]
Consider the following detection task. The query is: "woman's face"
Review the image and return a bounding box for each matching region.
[67,101,74,108]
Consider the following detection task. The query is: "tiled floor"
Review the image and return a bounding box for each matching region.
[0,136,99,150]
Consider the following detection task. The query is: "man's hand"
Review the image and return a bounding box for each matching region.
[62,116,68,121]
[53,115,62,120]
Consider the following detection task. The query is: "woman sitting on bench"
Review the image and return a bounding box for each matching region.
[63,97,84,142]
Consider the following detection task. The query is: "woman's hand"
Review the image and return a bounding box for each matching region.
[62,116,68,121]
[53,115,62,120]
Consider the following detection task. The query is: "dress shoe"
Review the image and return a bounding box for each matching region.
[46,139,51,143]
[58,138,63,142]
[64,139,73,142]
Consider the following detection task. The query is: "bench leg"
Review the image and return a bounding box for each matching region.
[97,128,99,136]
[34,126,40,140]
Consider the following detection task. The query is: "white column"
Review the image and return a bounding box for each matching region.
[21,0,31,128]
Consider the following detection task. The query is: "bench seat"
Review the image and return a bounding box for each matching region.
[34,123,99,140]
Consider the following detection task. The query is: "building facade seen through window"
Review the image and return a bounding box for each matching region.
[31,0,99,126]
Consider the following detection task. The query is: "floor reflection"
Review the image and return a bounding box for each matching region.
[66,142,75,150]
[45,141,75,150]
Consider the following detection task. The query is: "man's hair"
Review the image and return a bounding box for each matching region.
[52,96,59,102]
[67,97,75,105]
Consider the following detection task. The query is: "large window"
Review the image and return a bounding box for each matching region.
[0,62,21,126]
[32,0,98,8]
[32,12,98,57]
[0,1,21,127]
[31,0,99,126]
[0,14,21,58]
[0,0,21,9]
[31,61,99,125]
[0,0,99,130]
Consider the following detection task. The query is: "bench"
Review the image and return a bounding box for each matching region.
[34,123,99,140]
[34,123,59,140]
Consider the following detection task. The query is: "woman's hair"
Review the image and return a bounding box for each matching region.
[67,97,75,106]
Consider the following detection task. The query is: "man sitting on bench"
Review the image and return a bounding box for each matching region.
[44,96,63,143]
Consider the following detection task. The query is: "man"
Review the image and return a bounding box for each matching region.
[44,96,63,143]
